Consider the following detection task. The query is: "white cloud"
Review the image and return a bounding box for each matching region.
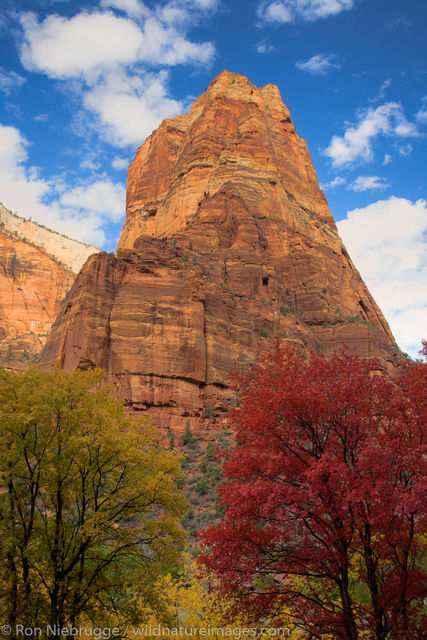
[257,43,276,54]
[188,0,219,8]
[347,175,389,192]
[324,102,419,167]
[156,3,190,26]
[59,180,125,222]
[398,143,413,157]
[18,3,216,148]
[20,8,215,77]
[112,156,129,170]
[320,176,346,190]
[83,70,182,147]
[157,0,219,25]
[383,153,392,165]
[394,120,418,137]
[0,68,26,95]
[100,0,149,19]
[296,53,340,75]
[257,0,354,24]
[0,122,124,246]
[0,125,28,179]
[34,113,49,122]
[371,78,391,103]
[388,17,411,30]
[337,197,427,357]
[259,1,293,23]
[80,158,102,171]
[416,97,427,124]
[136,15,215,66]
[20,12,145,80]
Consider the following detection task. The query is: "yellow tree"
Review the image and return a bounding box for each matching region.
[0,366,187,636]
[127,557,308,640]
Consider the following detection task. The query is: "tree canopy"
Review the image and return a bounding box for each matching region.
[200,345,426,640]
[0,366,187,635]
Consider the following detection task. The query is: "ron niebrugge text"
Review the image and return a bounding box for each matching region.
[4,625,291,638]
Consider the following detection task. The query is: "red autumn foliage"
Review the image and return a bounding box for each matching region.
[200,345,426,640]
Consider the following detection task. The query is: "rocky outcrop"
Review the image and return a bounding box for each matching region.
[41,71,402,431]
[0,204,99,366]
[0,204,99,273]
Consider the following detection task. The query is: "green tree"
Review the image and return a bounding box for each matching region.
[181,420,197,448]
[5,342,13,362]
[0,366,187,635]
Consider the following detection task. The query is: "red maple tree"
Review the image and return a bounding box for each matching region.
[200,345,426,640]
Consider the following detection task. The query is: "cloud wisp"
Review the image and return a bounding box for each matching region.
[257,0,355,24]
[320,176,346,191]
[347,175,389,192]
[257,43,276,54]
[296,53,340,75]
[0,68,26,95]
[416,96,427,125]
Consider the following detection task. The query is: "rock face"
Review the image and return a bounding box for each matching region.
[0,204,99,366]
[41,71,401,431]
[0,204,99,273]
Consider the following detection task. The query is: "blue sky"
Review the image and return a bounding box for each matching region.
[0,0,425,356]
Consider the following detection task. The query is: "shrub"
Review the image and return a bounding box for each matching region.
[181,420,198,448]
[280,305,291,314]
[203,406,216,419]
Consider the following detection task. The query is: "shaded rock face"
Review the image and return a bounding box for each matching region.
[0,204,99,366]
[41,71,401,431]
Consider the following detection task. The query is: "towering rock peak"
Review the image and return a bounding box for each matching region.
[120,70,334,249]
[42,73,402,430]
[188,70,287,121]
[0,203,99,367]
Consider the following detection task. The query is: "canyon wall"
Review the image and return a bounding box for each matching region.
[0,203,99,366]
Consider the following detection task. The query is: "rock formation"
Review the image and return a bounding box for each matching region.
[0,204,99,273]
[41,71,402,431]
[0,204,99,366]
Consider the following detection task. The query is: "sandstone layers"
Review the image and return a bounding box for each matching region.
[0,204,99,365]
[41,71,401,430]
[0,204,99,274]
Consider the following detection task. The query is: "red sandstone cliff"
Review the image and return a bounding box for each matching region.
[41,71,401,430]
[0,204,99,366]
